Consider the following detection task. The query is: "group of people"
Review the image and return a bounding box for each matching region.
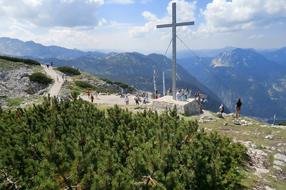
[218,98,242,119]
[124,93,149,105]
[173,88,192,101]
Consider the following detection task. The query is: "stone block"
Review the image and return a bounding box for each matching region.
[151,96,201,116]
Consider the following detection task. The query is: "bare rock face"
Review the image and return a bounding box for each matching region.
[152,96,201,116]
[0,66,48,105]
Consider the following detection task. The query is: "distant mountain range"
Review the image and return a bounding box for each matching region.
[0,37,222,112]
[0,37,104,60]
[179,48,286,120]
[1,37,285,119]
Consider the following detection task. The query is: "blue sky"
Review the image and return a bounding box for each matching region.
[0,0,285,53]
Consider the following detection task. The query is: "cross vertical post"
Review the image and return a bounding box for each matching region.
[172,2,176,100]
[157,2,194,100]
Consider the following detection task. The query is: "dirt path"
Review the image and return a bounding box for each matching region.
[42,65,64,97]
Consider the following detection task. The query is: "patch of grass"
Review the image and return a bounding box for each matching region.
[29,72,53,85]
[7,98,23,107]
[57,66,81,76]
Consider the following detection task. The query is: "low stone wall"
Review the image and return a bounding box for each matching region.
[151,96,201,116]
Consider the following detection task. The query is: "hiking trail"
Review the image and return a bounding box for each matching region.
[42,65,64,97]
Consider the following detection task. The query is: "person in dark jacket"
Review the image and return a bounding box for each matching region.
[236,98,242,118]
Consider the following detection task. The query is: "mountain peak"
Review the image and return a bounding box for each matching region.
[211,48,268,68]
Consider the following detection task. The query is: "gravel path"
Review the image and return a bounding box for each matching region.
[42,65,64,97]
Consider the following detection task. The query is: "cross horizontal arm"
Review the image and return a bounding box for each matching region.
[175,21,195,27]
[156,24,173,28]
[156,21,195,28]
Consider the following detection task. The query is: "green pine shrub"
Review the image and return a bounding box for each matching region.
[75,81,95,89]
[0,55,41,65]
[101,78,135,92]
[6,98,23,107]
[0,98,249,190]
[57,66,81,76]
[29,72,53,85]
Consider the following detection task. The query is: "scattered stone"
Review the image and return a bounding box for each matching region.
[240,119,253,126]
[274,153,286,163]
[277,143,286,147]
[233,119,241,125]
[238,141,269,177]
[265,186,276,190]
[216,112,224,118]
[273,160,285,167]
[265,135,274,140]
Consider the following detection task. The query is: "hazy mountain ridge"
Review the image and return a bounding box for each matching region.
[260,47,286,65]
[179,48,286,120]
[0,37,105,60]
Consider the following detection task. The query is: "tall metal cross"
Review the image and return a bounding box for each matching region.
[157,2,194,100]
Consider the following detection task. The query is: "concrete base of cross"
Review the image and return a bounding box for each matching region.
[151,96,201,116]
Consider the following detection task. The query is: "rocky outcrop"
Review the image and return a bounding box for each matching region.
[0,66,48,106]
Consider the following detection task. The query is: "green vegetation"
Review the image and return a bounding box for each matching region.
[0,98,248,190]
[75,80,95,89]
[29,72,53,85]
[278,121,286,125]
[0,55,40,65]
[72,80,116,94]
[6,98,23,107]
[101,78,135,92]
[57,66,81,76]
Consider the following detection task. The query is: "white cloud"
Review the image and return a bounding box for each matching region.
[0,0,104,27]
[105,0,134,4]
[200,0,286,33]
[0,0,286,53]
[129,0,196,38]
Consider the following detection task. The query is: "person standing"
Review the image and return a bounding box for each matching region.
[91,95,94,103]
[125,95,129,105]
[219,104,224,114]
[236,98,242,118]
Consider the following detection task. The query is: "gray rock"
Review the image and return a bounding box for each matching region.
[274,153,286,163]
[265,135,273,140]
[273,160,285,167]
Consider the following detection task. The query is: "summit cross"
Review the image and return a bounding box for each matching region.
[157,2,194,100]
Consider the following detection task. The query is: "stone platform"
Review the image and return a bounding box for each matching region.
[151,96,201,116]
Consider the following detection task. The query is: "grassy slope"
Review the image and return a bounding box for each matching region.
[187,113,286,190]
